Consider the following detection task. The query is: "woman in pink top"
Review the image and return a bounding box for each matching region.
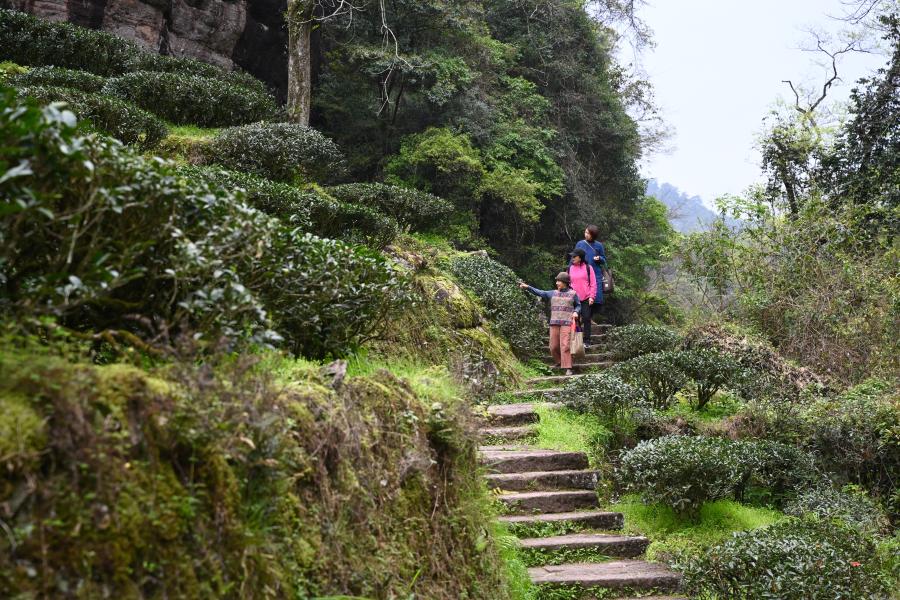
[567,249,597,346]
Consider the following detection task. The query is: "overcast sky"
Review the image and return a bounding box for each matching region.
[635,0,888,205]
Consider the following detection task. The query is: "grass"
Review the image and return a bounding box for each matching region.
[494,521,538,600]
[345,354,464,405]
[610,495,784,563]
[663,389,743,423]
[167,124,219,139]
[534,405,612,469]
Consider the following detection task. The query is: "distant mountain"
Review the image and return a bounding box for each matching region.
[646,179,727,233]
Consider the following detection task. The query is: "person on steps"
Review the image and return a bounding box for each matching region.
[519,272,581,375]
[568,248,597,346]
[573,224,606,347]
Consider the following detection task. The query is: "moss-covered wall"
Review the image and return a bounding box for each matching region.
[0,348,513,599]
[373,236,524,398]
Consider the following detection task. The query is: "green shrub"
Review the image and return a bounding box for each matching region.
[11,65,105,92]
[205,122,345,183]
[448,253,544,358]
[561,372,645,418]
[681,518,892,599]
[0,88,401,357]
[618,436,815,514]
[103,71,277,127]
[14,85,167,148]
[607,324,681,360]
[0,8,135,75]
[612,350,688,410]
[674,348,743,410]
[736,439,818,504]
[785,486,889,535]
[618,436,745,514]
[327,182,453,231]
[182,167,400,249]
[800,380,900,507]
[0,9,266,94]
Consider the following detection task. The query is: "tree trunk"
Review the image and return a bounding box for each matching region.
[287,1,313,126]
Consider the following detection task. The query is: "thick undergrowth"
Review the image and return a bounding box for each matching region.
[0,346,514,599]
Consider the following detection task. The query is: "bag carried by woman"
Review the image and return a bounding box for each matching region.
[601,266,614,294]
[570,317,585,358]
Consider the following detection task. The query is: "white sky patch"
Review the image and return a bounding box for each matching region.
[632,0,887,206]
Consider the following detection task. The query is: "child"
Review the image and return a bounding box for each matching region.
[519,272,581,375]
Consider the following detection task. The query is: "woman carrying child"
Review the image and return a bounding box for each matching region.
[518,272,581,375]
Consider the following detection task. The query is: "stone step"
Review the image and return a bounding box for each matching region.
[480,426,535,441]
[546,363,614,374]
[619,597,687,600]
[526,375,586,386]
[499,510,624,531]
[519,533,649,558]
[507,388,563,398]
[481,448,589,474]
[528,560,681,591]
[485,403,539,426]
[498,490,598,514]
[485,402,563,426]
[541,355,614,367]
[486,469,601,491]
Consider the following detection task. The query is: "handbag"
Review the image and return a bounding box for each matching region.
[570,317,585,358]
[601,266,614,294]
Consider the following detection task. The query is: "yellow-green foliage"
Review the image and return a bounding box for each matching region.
[0,348,516,599]
[155,124,218,163]
[611,496,783,563]
[371,235,522,393]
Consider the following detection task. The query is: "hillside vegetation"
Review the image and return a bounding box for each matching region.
[1,3,899,600]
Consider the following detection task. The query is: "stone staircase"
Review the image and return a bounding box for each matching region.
[480,325,683,599]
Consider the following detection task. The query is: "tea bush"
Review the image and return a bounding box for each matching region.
[448,253,544,358]
[103,71,277,127]
[606,324,681,360]
[14,85,167,148]
[10,65,106,92]
[681,518,892,599]
[327,183,453,231]
[618,436,745,514]
[561,372,645,418]
[674,348,744,409]
[0,89,269,342]
[736,439,818,504]
[0,8,134,76]
[618,436,816,513]
[799,380,899,506]
[0,9,265,93]
[612,350,687,410]
[0,88,402,356]
[785,486,890,535]
[205,122,345,183]
[183,167,400,249]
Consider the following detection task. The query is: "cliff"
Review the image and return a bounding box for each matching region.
[6,0,289,94]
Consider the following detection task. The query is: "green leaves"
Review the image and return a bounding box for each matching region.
[448,253,545,358]
[14,85,168,149]
[0,88,403,357]
[606,324,681,360]
[205,122,345,184]
[618,436,816,515]
[681,518,892,599]
[103,71,276,128]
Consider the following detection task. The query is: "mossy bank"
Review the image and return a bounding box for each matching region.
[0,347,516,599]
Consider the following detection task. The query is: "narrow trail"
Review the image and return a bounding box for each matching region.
[479,325,684,599]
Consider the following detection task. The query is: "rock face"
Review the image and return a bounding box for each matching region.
[9,0,289,97]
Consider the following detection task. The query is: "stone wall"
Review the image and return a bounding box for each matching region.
[9,0,289,97]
